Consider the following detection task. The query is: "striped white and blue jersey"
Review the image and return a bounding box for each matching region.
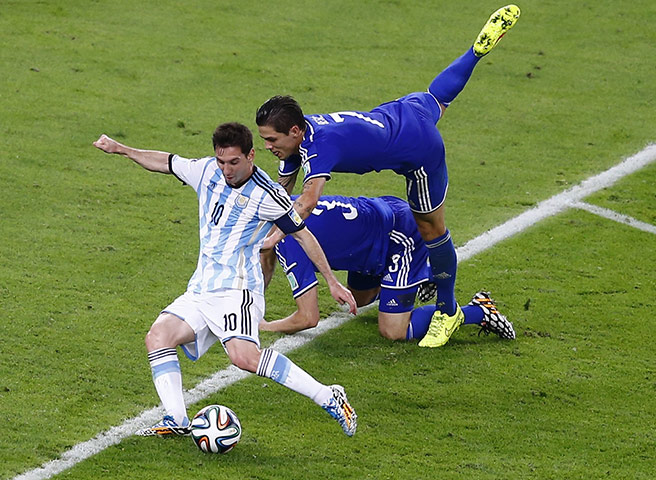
[170,154,303,296]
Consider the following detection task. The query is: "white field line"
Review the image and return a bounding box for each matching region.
[571,201,656,235]
[13,144,656,480]
[13,310,362,480]
[456,143,656,261]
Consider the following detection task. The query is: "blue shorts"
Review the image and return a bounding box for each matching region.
[376,92,449,214]
[348,271,424,315]
[347,196,430,313]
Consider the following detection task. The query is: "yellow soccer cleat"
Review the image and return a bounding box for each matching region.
[473,4,521,57]
[418,305,465,348]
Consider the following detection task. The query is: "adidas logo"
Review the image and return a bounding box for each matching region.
[435,272,452,280]
[386,299,399,307]
[382,274,393,282]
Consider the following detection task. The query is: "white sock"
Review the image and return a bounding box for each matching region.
[256,349,332,406]
[148,347,188,425]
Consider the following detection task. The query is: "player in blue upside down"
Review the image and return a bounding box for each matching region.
[256,5,521,348]
[260,195,515,343]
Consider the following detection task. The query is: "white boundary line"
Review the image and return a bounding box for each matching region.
[571,201,656,235]
[457,143,656,261]
[13,144,656,480]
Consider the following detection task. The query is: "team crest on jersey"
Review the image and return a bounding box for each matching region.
[208,181,217,191]
[235,194,249,208]
[286,272,299,290]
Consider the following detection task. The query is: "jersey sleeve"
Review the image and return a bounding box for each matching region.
[278,154,302,177]
[255,171,305,234]
[299,132,336,183]
[169,154,214,191]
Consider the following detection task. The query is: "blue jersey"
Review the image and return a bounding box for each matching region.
[275,195,429,299]
[278,92,444,183]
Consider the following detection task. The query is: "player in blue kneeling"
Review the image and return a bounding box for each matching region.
[260,195,515,343]
[256,6,521,347]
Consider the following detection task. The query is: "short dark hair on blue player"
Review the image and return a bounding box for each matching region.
[212,122,253,154]
[256,95,306,133]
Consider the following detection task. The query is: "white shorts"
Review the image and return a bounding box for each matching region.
[162,289,265,361]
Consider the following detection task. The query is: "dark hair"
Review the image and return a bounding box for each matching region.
[212,122,253,154]
[255,95,306,133]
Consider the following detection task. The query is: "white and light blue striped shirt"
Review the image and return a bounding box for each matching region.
[171,154,296,295]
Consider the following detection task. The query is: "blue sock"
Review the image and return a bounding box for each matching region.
[428,48,480,106]
[406,305,434,340]
[425,230,457,316]
[462,305,484,325]
[406,305,484,340]
[405,305,484,340]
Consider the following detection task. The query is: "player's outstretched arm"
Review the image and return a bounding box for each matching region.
[291,227,357,315]
[262,177,327,250]
[93,134,171,174]
[294,177,326,220]
[262,177,326,250]
[259,287,320,334]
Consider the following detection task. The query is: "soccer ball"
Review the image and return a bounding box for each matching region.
[190,404,242,454]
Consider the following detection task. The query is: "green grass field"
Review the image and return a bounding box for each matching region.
[1,1,655,479]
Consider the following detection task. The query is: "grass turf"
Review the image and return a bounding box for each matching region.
[1,0,655,479]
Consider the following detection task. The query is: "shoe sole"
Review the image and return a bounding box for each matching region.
[474,5,521,56]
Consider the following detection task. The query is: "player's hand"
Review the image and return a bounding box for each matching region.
[93,134,121,154]
[329,282,357,315]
